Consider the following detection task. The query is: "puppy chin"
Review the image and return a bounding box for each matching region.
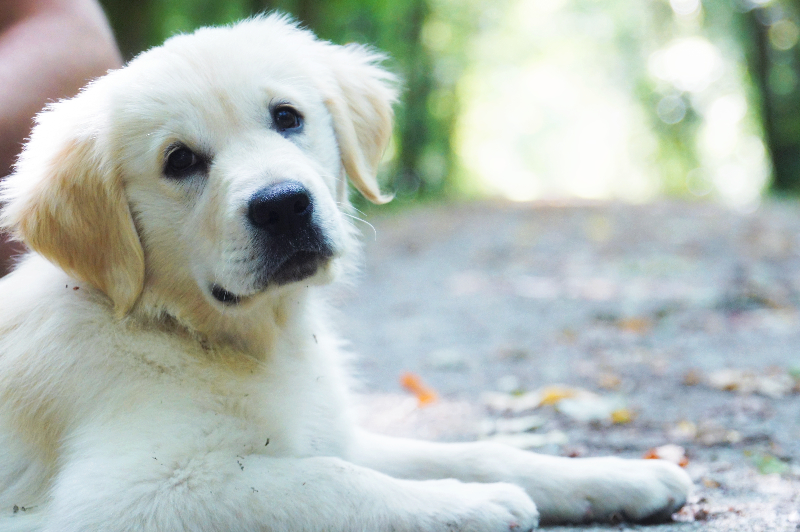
[205,256,337,309]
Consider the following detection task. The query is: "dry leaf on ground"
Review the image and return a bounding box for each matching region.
[483,385,629,424]
[399,372,438,406]
[707,368,795,398]
[643,444,689,467]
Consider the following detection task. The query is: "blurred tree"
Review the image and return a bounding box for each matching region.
[611,0,789,202]
[611,1,704,196]
[740,1,800,193]
[100,0,158,60]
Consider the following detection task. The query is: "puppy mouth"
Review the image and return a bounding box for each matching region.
[267,249,331,285]
[210,284,243,305]
[209,249,333,305]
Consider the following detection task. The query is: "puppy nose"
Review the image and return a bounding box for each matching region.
[247,181,313,234]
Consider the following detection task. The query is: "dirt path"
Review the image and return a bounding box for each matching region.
[333,199,800,531]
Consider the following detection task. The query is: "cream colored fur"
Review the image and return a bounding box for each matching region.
[0,15,691,532]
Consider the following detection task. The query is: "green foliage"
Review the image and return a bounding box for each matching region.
[736,1,800,193]
[98,0,800,204]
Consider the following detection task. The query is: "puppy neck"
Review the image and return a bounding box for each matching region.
[132,282,318,360]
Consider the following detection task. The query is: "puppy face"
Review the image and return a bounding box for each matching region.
[1,15,396,319]
[117,26,350,307]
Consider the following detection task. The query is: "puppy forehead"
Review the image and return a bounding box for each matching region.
[111,23,329,136]
[120,54,315,125]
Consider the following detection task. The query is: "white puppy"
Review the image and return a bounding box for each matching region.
[0,15,691,532]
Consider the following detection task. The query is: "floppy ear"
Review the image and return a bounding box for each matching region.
[322,44,398,204]
[0,91,144,317]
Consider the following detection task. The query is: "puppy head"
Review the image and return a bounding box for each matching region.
[0,15,396,321]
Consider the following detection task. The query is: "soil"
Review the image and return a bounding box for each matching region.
[333,199,800,531]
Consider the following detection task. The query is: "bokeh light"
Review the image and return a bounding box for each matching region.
[452,0,771,209]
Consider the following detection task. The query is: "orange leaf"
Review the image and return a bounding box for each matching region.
[643,444,689,467]
[400,372,438,406]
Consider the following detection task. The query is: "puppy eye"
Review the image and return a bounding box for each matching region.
[273,106,302,132]
[164,146,199,178]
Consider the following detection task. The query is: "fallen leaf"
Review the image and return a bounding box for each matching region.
[643,444,689,467]
[557,393,626,423]
[483,385,628,424]
[682,369,703,386]
[539,386,578,405]
[399,372,438,406]
[610,408,634,425]
[708,369,743,391]
[706,368,795,398]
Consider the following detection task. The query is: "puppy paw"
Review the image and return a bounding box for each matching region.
[610,459,692,523]
[474,482,540,531]
[421,479,539,531]
[535,457,692,524]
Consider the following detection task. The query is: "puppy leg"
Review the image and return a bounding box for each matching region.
[41,448,538,532]
[350,431,691,525]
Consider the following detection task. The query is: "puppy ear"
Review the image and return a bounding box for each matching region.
[0,92,144,316]
[322,44,398,204]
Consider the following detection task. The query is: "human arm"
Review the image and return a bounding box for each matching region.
[0,0,122,177]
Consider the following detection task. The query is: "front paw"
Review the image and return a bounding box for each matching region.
[536,457,692,524]
[420,479,540,531]
[617,459,692,523]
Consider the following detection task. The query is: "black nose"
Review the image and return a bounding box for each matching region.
[247,181,313,235]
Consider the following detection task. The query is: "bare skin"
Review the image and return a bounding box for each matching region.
[0,0,122,274]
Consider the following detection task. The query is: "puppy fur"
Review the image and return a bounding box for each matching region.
[0,15,691,532]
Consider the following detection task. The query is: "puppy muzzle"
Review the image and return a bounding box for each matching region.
[210,181,335,305]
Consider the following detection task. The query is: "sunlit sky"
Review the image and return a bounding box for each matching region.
[452,0,775,210]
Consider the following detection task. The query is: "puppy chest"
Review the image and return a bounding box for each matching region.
[152,359,352,459]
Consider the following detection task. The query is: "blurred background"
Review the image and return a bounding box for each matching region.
[94,4,800,524]
[99,0,800,211]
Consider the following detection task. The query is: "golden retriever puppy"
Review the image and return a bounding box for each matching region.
[0,15,691,532]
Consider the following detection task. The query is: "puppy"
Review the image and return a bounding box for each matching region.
[0,15,691,532]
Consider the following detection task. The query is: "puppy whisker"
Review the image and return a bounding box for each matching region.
[336,201,369,219]
[340,212,377,241]
[350,206,369,218]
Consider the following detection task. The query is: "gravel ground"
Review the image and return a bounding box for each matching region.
[331,199,800,531]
